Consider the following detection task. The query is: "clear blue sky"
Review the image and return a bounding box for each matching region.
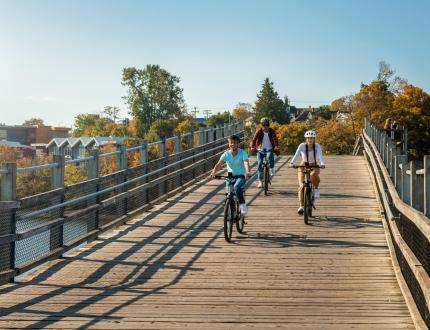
[1,0,429,127]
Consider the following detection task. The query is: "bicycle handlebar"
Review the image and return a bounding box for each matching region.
[290,164,321,169]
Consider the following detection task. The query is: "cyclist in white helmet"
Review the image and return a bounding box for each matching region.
[289,130,326,215]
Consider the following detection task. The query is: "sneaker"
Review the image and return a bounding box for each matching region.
[270,168,275,177]
[257,180,263,188]
[297,207,304,215]
[240,203,248,216]
[314,189,320,198]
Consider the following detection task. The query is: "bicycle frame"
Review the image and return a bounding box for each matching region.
[259,149,272,195]
[292,164,320,224]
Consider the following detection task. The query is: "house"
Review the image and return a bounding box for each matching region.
[0,140,36,158]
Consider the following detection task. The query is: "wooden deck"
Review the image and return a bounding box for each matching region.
[0,156,415,329]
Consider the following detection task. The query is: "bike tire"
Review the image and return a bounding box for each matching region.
[223,199,233,242]
[309,188,313,218]
[235,200,245,233]
[303,186,310,224]
[264,166,269,196]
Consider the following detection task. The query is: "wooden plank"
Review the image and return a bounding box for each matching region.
[0,156,415,329]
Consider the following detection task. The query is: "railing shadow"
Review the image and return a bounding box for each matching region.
[0,178,227,329]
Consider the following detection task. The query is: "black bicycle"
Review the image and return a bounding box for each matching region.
[215,173,245,242]
[259,149,272,196]
[292,164,320,224]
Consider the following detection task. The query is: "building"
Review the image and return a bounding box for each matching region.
[0,140,36,158]
[0,124,70,146]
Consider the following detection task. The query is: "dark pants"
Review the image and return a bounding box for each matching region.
[257,149,274,180]
[227,175,246,204]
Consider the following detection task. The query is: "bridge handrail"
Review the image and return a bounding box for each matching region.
[364,119,430,217]
[362,123,430,328]
[0,121,245,284]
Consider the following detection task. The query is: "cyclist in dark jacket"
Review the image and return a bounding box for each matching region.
[250,117,280,188]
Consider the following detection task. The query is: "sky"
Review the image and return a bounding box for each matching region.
[1,0,429,127]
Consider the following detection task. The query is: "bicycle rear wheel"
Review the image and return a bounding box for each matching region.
[235,199,245,233]
[223,199,234,242]
[303,186,310,224]
[264,165,269,196]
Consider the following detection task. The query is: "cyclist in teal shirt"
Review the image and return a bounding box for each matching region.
[210,135,251,215]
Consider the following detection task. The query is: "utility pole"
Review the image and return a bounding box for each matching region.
[203,109,212,120]
[191,107,199,118]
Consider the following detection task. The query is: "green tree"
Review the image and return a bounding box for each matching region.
[145,119,177,142]
[176,118,200,133]
[206,111,231,126]
[253,78,289,125]
[122,65,186,134]
[103,106,121,122]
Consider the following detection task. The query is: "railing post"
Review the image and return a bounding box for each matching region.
[410,161,422,211]
[199,127,205,146]
[208,127,214,143]
[88,149,100,179]
[401,160,410,204]
[403,127,408,156]
[188,129,194,149]
[223,123,228,138]
[395,155,407,195]
[117,143,127,170]
[159,137,166,158]
[424,155,430,217]
[140,140,148,164]
[175,133,182,153]
[0,163,17,277]
[52,153,65,189]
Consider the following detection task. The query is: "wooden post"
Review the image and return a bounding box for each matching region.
[401,161,410,204]
[208,127,214,143]
[394,155,407,195]
[52,153,65,189]
[424,155,430,217]
[140,140,148,164]
[199,127,205,146]
[1,163,17,274]
[188,129,194,149]
[117,143,127,170]
[410,161,422,211]
[175,133,182,154]
[88,149,99,179]
[159,137,166,158]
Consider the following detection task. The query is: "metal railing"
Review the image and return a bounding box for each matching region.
[362,118,430,328]
[0,121,244,284]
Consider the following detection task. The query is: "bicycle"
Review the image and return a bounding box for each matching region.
[259,149,272,196]
[215,173,246,242]
[291,164,320,224]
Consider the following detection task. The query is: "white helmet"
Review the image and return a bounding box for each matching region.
[304,130,316,138]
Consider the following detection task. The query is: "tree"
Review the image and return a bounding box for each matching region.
[232,103,252,121]
[103,106,121,122]
[23,117,44,126]
[253,78,289,125]
[72,113,114,137]
[352,80,394,127]
[392,84,430,159]
[122,65,186,134]
[315,105,332,120]
[145,119,177,142]
[316,120,356,155]
[276,122,308,154]
[206,112,231,126]
[176,118,199,133]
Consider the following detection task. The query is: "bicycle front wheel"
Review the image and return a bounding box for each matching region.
[224,199,234,242]
[303,186,310,225]
[264,166,269,196]
[235,200,245,233]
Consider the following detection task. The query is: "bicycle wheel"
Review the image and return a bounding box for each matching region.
[235,199,245,233]
[223,199,234,242]
[309,188,314,218]
[264,165,269,196]
[303,186,310,224]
